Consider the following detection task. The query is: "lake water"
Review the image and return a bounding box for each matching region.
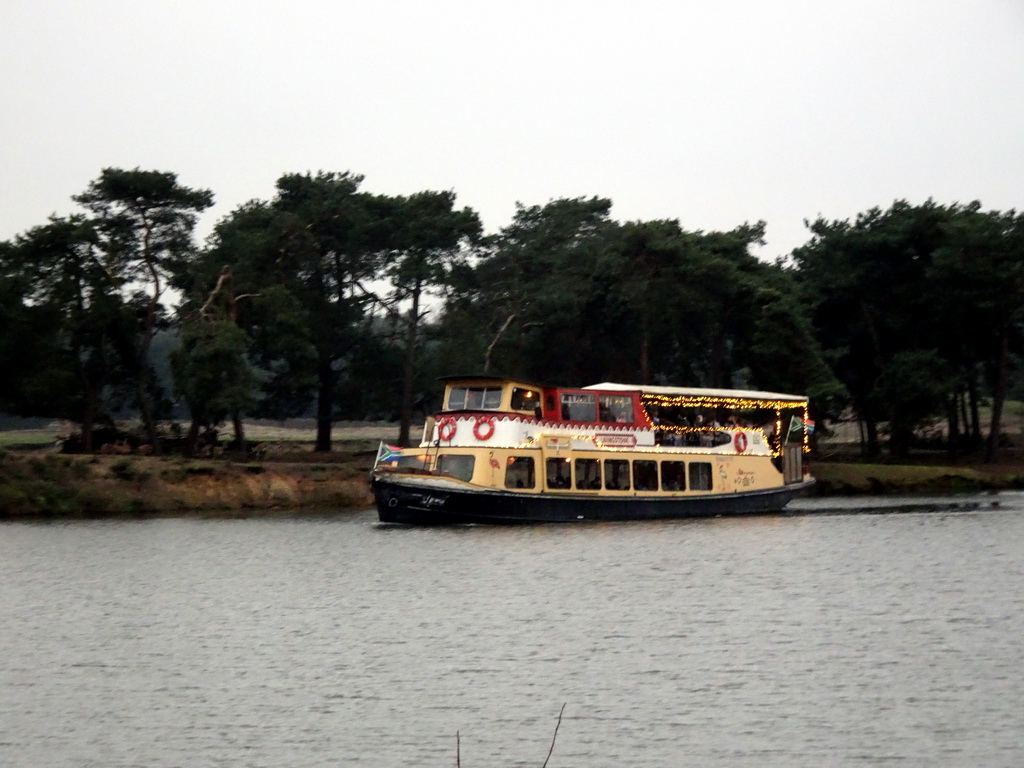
[2,494,1023,767]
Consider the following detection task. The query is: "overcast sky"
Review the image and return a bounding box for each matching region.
[2,1,1023,259]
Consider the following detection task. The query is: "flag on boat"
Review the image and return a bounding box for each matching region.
[788,416,815,434]
[375,442,403,465]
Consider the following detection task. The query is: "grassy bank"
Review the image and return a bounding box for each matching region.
[810,459,1024,495]
[0,450,377,518]
[4,441,1024,519]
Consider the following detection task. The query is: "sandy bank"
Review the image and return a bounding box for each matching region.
[0,451,376,518]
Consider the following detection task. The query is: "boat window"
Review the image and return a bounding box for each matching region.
[604,459,631,491]
[447,386,503,411]
[395,454,431,471]
[504,456,536,489]
[436,454,475,482]
[633,460,659,491]
[598,394,634,424]
[574,458,602,490]
[510,387,541,413]
[689,462,713,491]
[560,392,598,422]
[661,461,686,491]
[545,457,572,490]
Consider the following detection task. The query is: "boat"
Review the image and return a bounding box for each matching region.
[371,375,815,524]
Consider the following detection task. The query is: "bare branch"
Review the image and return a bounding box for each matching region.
[541,703,566,768]
[183,268,259,324]
[352,278,402,320]
[195,268,233,319]
[484,313,517,373]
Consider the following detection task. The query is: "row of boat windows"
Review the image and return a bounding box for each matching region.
[447,386,505,411]
[432,454,714,492]
[559,393,634,423]
[445,386,635,424]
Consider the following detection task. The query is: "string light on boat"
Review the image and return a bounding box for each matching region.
[640,393,808,411]
[651,424,762,436]
[804,406,811,454]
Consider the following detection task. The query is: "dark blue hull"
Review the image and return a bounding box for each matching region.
[372,475,815,525]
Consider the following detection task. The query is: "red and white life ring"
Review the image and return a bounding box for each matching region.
[438,417,457,441]
[734,431,749,453]
[473,415,496,441]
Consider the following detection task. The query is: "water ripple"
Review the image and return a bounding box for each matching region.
[2,499,1024,766]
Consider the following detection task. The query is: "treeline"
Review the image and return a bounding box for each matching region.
[1,168,1022,460]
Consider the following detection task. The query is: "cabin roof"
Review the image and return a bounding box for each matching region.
[438,374,544,386]
[582,382,807,404]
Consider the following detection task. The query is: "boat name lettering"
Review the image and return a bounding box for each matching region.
[594,434,638,448]
[563,394,593,404]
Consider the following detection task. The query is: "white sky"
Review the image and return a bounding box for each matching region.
[2,0,1023,260]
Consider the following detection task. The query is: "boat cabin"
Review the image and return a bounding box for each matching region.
[438,375,643,427]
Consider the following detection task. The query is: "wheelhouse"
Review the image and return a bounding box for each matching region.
[441,376,544,417]
[438,375,643,427]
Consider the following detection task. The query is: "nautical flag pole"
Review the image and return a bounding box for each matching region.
[784,412,815,450]
[374,441,403,468]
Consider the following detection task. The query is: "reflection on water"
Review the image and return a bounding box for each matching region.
[2,496,1024,767]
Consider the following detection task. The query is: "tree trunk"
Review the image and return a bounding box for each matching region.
[315,355,333,453]
[232,411,247,456]
[81,384,99,453]
[135,373,161,456]
[185,418,201,458]
[863,414,880,458]
[946,393,960,458]
[137,232,163,455]
[709,329,729,388]
[958,388,970,451]
[398,283,421,447]
[985,330,1009,463]
[639,333,651,385]
[890,412,910,458]
[968,374,982,450]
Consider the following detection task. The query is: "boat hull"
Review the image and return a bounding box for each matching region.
[372,474,815,525]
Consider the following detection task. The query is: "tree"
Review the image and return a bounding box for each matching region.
[375,191,481,445]
[442,200,825,399]
[74,168,213,452]
[0,242,71,419]
[603,220,772,387]
[1,216,135,450]
[203,172,383,452]
[792,200,954,456]
[745,281,847,416]
[171,267,259,455]
[172,318,256,455]
[454,197,618,382]
[931,205,1024,461]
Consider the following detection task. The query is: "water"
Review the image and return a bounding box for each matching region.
[2,494,1023,767]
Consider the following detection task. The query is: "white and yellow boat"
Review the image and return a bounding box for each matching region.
[371,375,814,524]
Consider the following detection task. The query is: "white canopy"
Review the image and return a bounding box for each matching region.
[583,382,807,406]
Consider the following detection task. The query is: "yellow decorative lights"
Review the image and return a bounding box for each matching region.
[640,393,808,411]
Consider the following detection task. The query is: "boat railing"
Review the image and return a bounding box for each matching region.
[782,444,803,483]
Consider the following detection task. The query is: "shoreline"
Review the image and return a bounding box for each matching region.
[0,450,377,519]
[4,448,1024,519]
